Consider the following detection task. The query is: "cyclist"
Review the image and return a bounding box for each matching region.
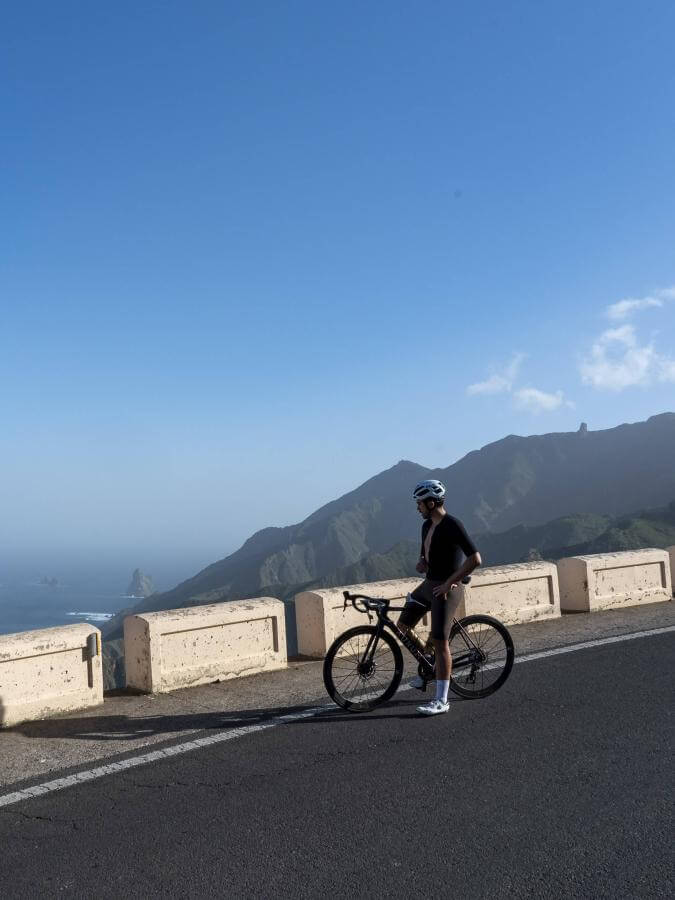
[398,479,482,715]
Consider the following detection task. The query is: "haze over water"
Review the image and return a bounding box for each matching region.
[0,553,221,636]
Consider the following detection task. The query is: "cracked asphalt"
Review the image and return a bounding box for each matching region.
[0,624,673,898]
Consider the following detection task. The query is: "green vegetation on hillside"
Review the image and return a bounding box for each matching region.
[546,501,675,559]
[178,501,675,604]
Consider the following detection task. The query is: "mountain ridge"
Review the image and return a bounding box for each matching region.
[102,496,675,687]
[103,412,675,638]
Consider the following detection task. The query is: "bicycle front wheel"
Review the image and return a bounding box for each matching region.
[449,614,514,699]
[323,626,403,712]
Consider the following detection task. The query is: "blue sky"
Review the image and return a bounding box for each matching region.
[2,1,674,567]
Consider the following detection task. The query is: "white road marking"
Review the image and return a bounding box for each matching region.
[1,624,673,810]
[513,625,675,663]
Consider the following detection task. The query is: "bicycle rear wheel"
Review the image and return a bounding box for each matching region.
[323,626,403,712]
[449,614,514,699]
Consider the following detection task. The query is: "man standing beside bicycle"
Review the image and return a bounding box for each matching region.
[399,479,482,716]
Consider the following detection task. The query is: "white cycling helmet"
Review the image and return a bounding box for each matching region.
[412,479,446,502]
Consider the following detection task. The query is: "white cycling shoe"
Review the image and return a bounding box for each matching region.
[417,699,449,716]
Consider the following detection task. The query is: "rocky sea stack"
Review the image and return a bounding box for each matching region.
[126,569,155,598]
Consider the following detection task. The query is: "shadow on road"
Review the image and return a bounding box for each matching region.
[5,695,468,741]
[7,703,314,742]
[6,693,462,742]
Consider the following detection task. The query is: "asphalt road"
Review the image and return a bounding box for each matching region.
[1,632,673,899]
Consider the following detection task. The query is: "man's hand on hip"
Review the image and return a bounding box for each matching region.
[432,580,458,598]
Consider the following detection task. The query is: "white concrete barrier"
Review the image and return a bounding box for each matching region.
[124,597,287,693]
[296,564,562,657]
[454,561,561,625]
[295,578,425,658]
[457,562,560,625]
[667,546,675,595]
[557,549,672,612]
[0,624,103,728]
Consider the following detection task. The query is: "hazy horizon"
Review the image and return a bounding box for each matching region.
[3,3,674,564]
[4,411,674,575]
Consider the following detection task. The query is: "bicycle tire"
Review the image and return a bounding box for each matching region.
[448,614,514,699]
[323,626,403,712]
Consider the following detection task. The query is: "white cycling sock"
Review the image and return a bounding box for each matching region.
[435,679,450,703]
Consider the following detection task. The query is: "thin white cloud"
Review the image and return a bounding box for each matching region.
[601,324,637,345]
[606,297,662,320]
[514,388,565,413]
[467,352,524,395]
[605,285,675,320]
[658,357,675,382]
[466,373,511,395]
[468,354,571,411]
[582,285,675,390]
[580,323,675,390]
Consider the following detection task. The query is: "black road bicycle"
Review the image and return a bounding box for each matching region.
[323,582,514,712]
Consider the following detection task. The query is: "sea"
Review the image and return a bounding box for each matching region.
[0,556,211,636]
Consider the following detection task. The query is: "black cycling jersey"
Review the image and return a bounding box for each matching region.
[420,514,478,581]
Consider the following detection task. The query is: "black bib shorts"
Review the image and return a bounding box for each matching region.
[398,578,462,641]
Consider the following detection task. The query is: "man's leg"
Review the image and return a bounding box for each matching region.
[417,584,460,714]
[396,582,429,648]
[435,584,461,700]
[433,637,452,681]
[398,583,432,690]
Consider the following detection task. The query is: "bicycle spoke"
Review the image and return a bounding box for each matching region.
[478,630,504,653]
[325,626,402,709]
[332,658,363,669]
[342,671,361,695]
[334,670,359,686]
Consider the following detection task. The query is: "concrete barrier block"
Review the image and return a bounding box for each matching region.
[124,597,287,693]
[557,549,672,612]
[0,624,103,728]
[453,561,560,626]
[667,546,675,595]
[295,578,429,658]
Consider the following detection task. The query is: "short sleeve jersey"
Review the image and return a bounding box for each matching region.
[421,514,478,581]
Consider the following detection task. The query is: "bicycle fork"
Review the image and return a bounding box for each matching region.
[357,626,386,677]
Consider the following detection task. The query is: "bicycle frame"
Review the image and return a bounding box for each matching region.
[359,602,485,679]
